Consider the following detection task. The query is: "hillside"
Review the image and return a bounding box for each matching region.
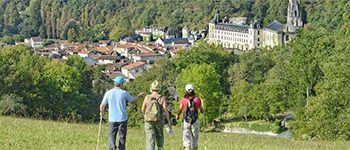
[1,116,350,150]
[1,0,350,142]
[0,0,288,41]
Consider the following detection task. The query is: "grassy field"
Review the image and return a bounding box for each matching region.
[1,116,350,150]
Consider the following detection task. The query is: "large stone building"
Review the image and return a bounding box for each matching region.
[208,0,303,51]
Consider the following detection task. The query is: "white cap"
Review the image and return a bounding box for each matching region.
[185,84,194,92]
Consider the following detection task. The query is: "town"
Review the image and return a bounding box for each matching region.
[0,0,302,83]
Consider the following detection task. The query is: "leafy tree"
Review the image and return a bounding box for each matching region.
[67,28,77,43]
[0,36,15,45]
[62,20,80,40]
[229,80,251,121]
[2,1,21,35]
[21,0,42,37]
[174,42,237,95]
[293,48,350,140]
[176,63,222,124]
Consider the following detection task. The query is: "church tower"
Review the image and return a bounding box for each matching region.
[286,0,303,32]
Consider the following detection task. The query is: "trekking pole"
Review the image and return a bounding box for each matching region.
[203,113,207,150]
[96,114,103,150]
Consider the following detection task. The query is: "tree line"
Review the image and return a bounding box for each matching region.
[0,45,112,122]
[1,0,298,43]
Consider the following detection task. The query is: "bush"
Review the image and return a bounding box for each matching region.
[0,94,27,116]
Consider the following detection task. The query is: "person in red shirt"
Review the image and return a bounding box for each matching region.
[176,84,205,150]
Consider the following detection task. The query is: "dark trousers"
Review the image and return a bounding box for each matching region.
[109,121,127,150]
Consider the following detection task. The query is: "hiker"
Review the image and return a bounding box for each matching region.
[142,80,172,150]
[99,76,144,150]
[176,84,205,150]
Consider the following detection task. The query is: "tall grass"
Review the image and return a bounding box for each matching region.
[0,116,349,150]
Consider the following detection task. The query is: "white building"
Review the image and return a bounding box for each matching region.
[208,0,303,51]
[25,37,44,48]
[132,54,163,64]
[121,61,147,79]
[96,55,118,65]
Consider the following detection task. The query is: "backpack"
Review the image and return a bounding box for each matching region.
[184,97,198,124]
[144,95,162,123]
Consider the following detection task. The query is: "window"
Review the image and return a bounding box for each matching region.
[258,31,260,35]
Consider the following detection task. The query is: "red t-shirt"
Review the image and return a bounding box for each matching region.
[180,96,202,112]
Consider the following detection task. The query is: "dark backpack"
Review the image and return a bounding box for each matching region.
[184,97,198,124]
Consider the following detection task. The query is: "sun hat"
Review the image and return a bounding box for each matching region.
[150,80,160,92]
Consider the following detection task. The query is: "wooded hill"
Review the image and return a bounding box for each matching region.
[0,0,303,43]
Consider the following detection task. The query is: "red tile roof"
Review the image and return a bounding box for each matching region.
[95,47,110,53]
[108,72,128,80]
[122,61,146,70]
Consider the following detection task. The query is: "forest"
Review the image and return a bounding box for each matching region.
[1,0,350,141]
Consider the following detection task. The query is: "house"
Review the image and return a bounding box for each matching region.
[121,61,147,80]
[99,40,110,47]
[95,55,119,65]
[155,38,173,47]
[107,72,128,81]
[114,43,135,57]
[78,49,90,58]
[172,38,190,47]
[68,44,86,55]
[114,43,154,58]
[135,26,175,41]
[27,37,44,48]
[155,38,190,48]
[105,62,129,73]
[132,54,163,64]
[120,37,135,44]
[93,47,111,55]
[83,57,97,65]
[136,31,152,42]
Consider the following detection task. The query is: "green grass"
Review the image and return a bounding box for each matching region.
[1,116,350,150]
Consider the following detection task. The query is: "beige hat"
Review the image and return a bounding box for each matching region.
[150,80,160,92]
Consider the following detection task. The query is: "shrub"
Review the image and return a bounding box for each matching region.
[0,94,27,116]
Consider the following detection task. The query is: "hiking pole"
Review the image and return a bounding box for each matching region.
[96,114,103,150]
[203,113,207,150]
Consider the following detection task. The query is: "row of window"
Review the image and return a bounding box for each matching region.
[215,26,249,33]
[215,30,249,38]
[211,35,250,44]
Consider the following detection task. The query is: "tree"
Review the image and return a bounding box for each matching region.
[174,42,237,95]
[27,0,43,37]
[229,80,251,121]
[62,20,80,40]
[68,28,77,43]
[176,64,222,124]
[3,1,21,35]
[109,15,133,41]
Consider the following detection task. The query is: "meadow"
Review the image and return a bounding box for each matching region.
[1,116,350,150]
